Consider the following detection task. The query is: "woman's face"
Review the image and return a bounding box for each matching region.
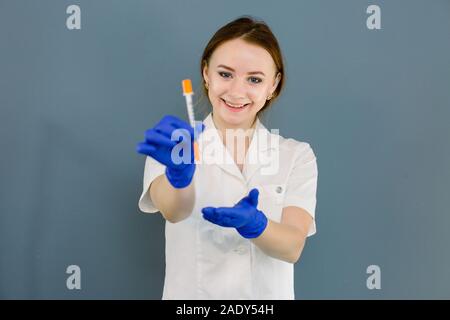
[203,38,281,129]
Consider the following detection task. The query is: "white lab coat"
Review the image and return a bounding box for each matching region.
[138,113,318,300]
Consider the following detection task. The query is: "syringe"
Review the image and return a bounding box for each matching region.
[182,79,200,162]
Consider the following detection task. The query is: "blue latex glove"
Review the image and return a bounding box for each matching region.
[136,115,205,188]
[201,188,268,239]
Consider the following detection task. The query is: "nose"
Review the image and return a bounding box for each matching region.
[227,77,247,101]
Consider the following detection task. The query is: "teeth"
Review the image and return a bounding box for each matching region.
[224,100,247,108]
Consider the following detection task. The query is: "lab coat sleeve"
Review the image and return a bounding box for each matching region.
[282,142,318,237]
[138,156,166,213]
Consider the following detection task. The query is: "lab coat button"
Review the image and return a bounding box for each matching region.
[276,186,283,193]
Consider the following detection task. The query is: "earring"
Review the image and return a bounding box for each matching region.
[267,94,273,100]
[205,82,209,89]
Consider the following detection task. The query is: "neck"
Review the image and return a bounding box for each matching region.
[212,112,257,134]
[211,113,258,149]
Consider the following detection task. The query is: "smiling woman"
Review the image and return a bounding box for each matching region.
[200,17,284,131]
[137,15,318,300]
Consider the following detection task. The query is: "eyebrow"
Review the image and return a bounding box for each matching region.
[216,64,265,76]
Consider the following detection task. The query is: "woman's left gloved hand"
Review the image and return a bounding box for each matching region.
[201,188,268,239]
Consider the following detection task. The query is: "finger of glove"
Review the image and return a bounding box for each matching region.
[156,125,194,145]
[214,207,244,221]
[236,194,254,207]
[215,207,248,227]
[202,207,220,224]
[201,207,217,220]
[237,188,259,207]
[202,213,218,225]
[137,142,173,166]
[215,216,234,227]
[145,130,177,148]
[248,188,260,207]
[202,207,234,227]
[136,142,156,155]
[153,123,178,139]
[161,115,194,135]
[203,212,234,227]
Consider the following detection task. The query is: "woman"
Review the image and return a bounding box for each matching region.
[136,16,318,299]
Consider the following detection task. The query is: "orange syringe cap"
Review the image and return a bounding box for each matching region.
[182,79,193,95]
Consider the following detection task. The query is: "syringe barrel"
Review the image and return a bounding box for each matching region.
[184,94,195,128]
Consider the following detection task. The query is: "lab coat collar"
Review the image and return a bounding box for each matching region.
[198,113,278,183]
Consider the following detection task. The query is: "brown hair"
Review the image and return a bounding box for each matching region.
[199,15,285,117]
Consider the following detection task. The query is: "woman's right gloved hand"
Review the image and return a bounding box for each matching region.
[136,115,205,188]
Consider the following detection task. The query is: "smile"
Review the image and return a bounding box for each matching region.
[221,99,251,112]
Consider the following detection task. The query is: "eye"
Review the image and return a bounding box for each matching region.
[218,71,262,84]
[218,71,232,78]
[249,77,262,84]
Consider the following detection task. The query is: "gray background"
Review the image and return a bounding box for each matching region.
[1,0,449,299]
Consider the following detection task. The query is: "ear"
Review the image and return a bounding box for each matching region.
[269,72,281,97]
[202,62,209,84]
